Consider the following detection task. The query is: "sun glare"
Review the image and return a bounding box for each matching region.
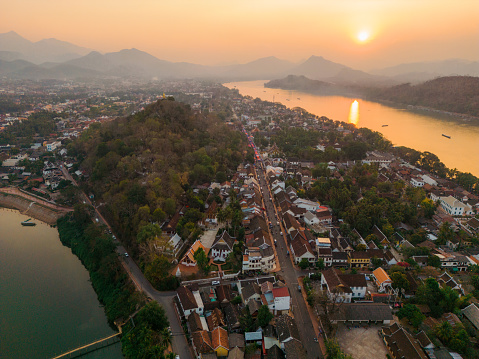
[357,31,370,42]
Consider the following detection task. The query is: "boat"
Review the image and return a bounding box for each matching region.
[442,134,451,139]
[21,218,36,226]
[297,97,301,100]
[382,125,388,127]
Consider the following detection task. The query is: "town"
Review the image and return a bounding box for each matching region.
[1,78,479,359]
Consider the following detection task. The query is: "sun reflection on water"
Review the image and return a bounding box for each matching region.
[348,100,359,125]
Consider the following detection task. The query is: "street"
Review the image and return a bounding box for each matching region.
[255,160,323,358]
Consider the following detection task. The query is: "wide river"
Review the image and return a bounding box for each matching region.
[225,80,479,176]
[0,209,122,359]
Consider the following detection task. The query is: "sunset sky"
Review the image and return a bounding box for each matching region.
[2,0,478,69]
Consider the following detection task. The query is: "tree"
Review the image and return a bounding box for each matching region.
[316,258,325,270]
[325,339,354,359]
[390,272,410,292]
[299,258,310,270]
[427,255,441,268]
[397,304,425,328]
[257,305,273,328]
[193,247,210,275]
[240,307,256,332]
[137,223,162,243]
[420,198,436,218]
[437,222,455,245]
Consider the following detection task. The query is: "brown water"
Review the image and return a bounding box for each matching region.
[225,80,479,176]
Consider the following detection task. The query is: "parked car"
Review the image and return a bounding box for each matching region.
[211,280,220,285]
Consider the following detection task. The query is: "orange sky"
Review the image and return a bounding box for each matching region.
[2,0,478,69]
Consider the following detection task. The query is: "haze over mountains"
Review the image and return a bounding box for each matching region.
[0,31,478,84]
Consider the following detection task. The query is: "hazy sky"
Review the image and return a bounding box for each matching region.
[2,0,478,69]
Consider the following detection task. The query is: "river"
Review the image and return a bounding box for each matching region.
[0,209,122,359]
[225,80,479,177]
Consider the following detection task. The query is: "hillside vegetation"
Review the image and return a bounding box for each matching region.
[70,98,249,285]
[369,76,479,117]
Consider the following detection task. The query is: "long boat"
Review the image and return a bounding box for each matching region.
[442,134,451,139]
[21,218,36,226]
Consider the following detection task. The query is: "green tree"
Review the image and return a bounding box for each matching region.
[325,339,354,359]
[193,247,210,275]
[427,255,441,268]
[137,223,162,243]
[390,272,410,292]
[299,258,310,270]
[257,305,274,328]
[397,304,425,328]
[420,198,437,218]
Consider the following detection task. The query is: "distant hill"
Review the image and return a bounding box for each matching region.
[0,31,91,64]
[265,75,355,96]
[372,59,479,84]
[368,76,479,117]
[287,55,348,79]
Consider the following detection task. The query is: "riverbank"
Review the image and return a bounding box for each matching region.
[0,189,71,225]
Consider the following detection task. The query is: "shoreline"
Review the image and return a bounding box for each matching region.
[0,190,72,225]
[262,82,479,124]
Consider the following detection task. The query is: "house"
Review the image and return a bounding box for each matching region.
[188,312,207,333]
[224,303,241,332]
[263,325,280,350]
[439,195,474,216]
[216,285,234,304]
[241,282,262,304]
[266,344,284,359]
[242,246,276,273]
[192,330,214,357]
[373,267,392,292]
[181,240,209,267]
[372,225,391,248]
[332,303,393,324]
[290,233,316,264]
[293,198,320,211]
[332,251,349,267]
[227,347,244,359]
[271,287,291,315]
[245,331,262,345]
[229,333,245,350]
[461,303,479,330]
[381,323,428,359]
[211,327,230,357]
[321,268,367,302]
[206,308,225,331]
[275,314,300,344]
[317,247,333,267]
[167,233,185,258]
[284,339,307,359]
[177,285,204,318]
[348,251,370,268]
[303,211,320,226]
[210,231,235,261]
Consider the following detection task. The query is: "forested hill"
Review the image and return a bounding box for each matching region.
[368,76,479,117]
[71,98,248,251]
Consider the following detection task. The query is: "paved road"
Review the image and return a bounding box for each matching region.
[255,161,323,358]
[61,162,192,359]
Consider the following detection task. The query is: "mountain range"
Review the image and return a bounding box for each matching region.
[0,31,478,84]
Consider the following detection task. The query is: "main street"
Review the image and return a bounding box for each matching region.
[255,160,323,358]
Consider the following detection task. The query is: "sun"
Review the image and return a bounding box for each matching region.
[357,31,370,43]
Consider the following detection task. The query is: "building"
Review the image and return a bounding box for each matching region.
[332,303,393,325]
[211,327,230,357]
[320,268,367,302]
[439,196,474,216]
[210,231,235,262]
[372,267,392,292]
[381,323,428,359]
[176,286,204,318]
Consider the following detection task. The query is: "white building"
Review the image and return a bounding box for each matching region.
[293,198,320,211]
[440,196,474,216]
